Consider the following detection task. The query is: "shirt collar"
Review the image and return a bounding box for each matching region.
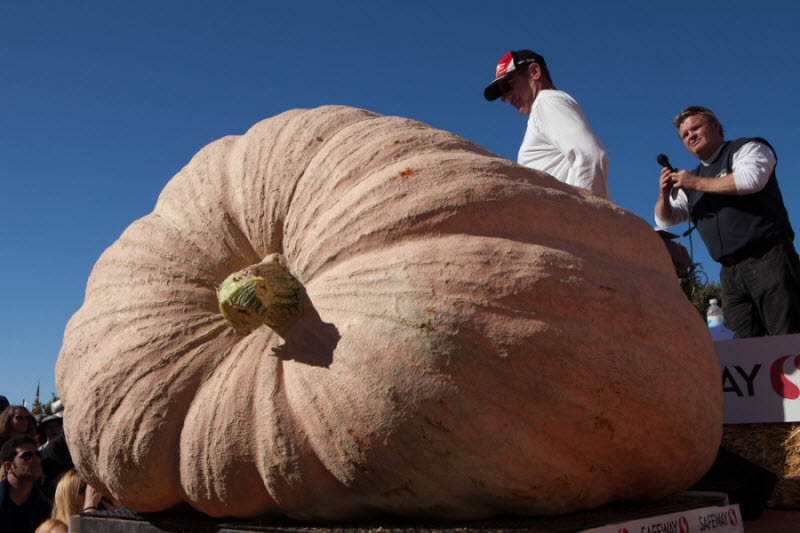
[701,143,725,166]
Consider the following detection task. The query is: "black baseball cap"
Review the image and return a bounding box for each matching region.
[484,50,546,101]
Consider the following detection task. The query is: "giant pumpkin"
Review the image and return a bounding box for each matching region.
[56,106,722,521]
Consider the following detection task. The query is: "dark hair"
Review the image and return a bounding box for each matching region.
[1,435,37,464]
[673,106,724,139]
[0,396,8,412]
[533,61,552,84]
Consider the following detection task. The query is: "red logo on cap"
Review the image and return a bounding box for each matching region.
[678,516,689,533]
[770,354,800,399]
[728,507,738,525]
[495,52,514,79]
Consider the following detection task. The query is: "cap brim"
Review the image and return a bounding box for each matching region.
[484,71,515,101]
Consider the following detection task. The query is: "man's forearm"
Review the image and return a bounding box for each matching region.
[655,196,673,224]
[690,173,739,194]
[671,171,739,195]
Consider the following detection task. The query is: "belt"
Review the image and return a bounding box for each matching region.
[719,238,786,266]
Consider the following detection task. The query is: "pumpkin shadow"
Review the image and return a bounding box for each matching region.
[270,293,339,367]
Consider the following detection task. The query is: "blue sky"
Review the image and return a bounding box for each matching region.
[2,1,799,405]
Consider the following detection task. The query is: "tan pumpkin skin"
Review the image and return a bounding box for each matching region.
[56,106,722,521]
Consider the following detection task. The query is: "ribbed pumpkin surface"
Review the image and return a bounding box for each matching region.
[56,106,722,521]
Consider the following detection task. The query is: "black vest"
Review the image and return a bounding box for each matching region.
[686,137,793,261]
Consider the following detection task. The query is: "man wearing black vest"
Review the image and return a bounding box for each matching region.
[655,106,800,338]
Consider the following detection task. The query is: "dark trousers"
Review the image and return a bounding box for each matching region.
[720,240,800,338]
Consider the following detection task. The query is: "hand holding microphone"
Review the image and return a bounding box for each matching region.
[657,154,697,193]
[657,153,677,196]
[657,154,674,171]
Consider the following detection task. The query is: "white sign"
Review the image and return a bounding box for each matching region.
[714,333,800,423]
[581,503,743,533]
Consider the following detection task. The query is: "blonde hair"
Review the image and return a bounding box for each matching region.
[673,105,725,139]
[51,469,84,524]
[35,518,68,533]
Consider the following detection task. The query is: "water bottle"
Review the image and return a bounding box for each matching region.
[707,299,725,328]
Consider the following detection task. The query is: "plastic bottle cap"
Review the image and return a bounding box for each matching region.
[709,299,718,305]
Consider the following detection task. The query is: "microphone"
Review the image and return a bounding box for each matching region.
[657,154,675,171]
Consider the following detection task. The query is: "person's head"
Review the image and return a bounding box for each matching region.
[1,435,41,483]
[0,405,33,439]
[0,395,9,413]
[39,433,74,490]
[51,469,85,524]
[35,518,68,533]
[484,50,554,115]
[673,106,725,160]
[37,415,64,445]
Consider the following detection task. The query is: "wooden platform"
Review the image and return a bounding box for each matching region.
[76,492,732,533]
[743,509,800,533]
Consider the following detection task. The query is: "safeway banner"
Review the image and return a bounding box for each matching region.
[582,503,742,533]
[714,333,800,424]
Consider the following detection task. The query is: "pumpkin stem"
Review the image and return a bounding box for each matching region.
[217,253,304,337]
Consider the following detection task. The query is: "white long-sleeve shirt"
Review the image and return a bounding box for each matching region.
[654,140,777,228]
[518,90,610,200]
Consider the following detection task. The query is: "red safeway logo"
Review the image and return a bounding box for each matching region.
[770,354,800,399]
[728,507,738,525]
[678,516,689,533]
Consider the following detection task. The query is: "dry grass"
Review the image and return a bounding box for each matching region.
[722,423,800,508]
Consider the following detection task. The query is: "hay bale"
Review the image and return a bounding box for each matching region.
[722,423,800,508]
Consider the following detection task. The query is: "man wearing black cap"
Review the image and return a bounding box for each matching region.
[484,50,609,199]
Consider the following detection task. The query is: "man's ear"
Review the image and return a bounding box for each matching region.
[527,63,542,80]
